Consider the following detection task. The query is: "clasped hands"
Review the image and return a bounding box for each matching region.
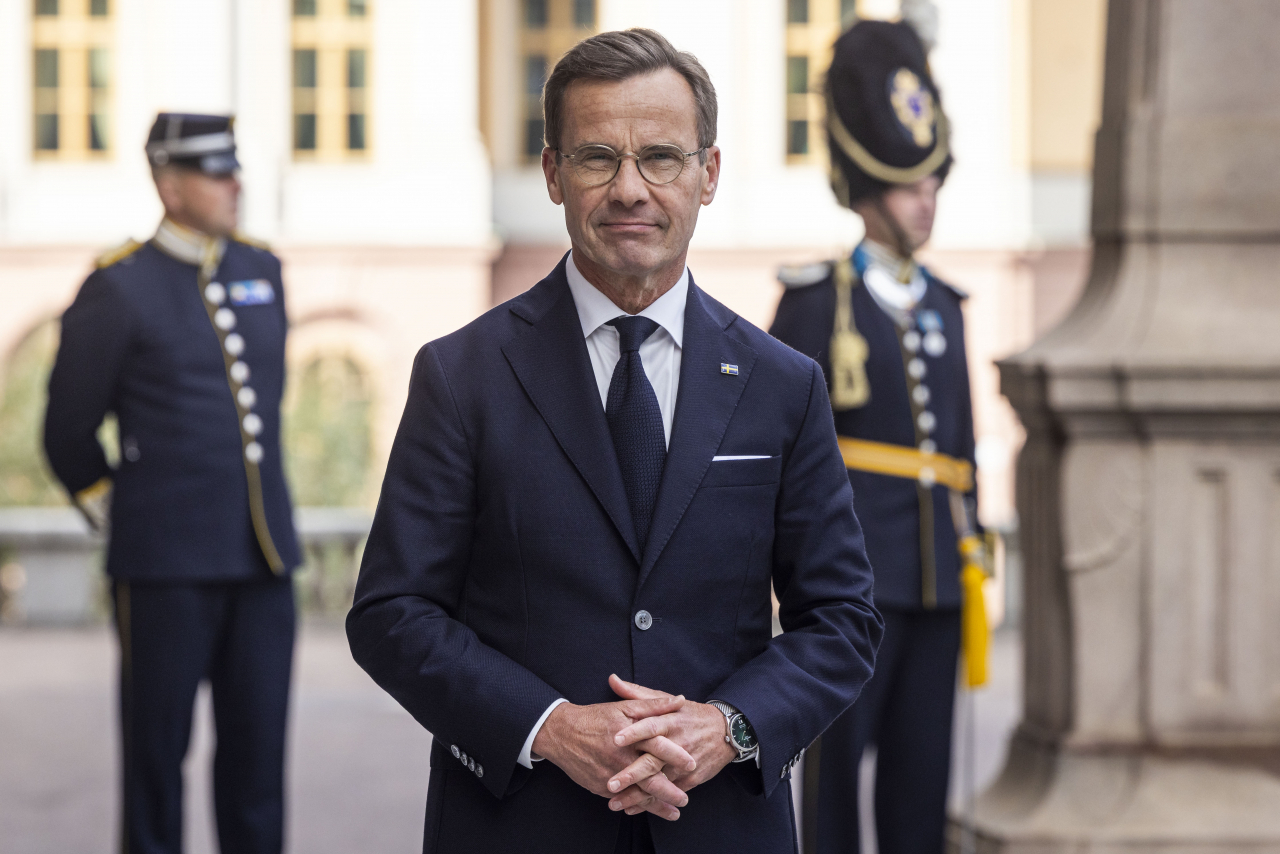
[530,674,737,821]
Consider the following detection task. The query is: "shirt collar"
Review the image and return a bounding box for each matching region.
[565,250,687,348]
[152,217,226,268]
[860,238,912,275]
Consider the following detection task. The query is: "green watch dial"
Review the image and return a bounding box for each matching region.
[730,714,757,751]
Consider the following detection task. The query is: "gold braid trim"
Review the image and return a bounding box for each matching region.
[116,581,133,854]
[95,239,143,269]
[197,249,286,574]
[826,89,951,186]
[829,258,871,410]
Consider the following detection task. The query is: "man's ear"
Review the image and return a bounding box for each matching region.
[700,145,722,206]
[542,147,564,206]
[153,168,182,216]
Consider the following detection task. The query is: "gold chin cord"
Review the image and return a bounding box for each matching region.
[869,194,921,285]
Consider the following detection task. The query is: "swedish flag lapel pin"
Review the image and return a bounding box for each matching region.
[721,363,739,375]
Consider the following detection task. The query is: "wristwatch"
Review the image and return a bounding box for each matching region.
[709,701,759,763]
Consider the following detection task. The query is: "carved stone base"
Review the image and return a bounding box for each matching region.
[952,729,1280,854]
[966,2,1280,851]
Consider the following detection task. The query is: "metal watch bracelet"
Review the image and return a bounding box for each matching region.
[709,700,758,763]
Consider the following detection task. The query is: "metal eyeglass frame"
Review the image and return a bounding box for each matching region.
[557,143,707,186]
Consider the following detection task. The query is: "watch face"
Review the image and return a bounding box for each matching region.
[730,714,757,751]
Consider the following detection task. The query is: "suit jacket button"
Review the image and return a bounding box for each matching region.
[451,745,460,759]
[459,751,468,765]
[476,765,484,778]
[634,610,653,631]
[468,758,476,773]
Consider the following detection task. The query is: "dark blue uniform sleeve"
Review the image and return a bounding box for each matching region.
[769,282,836,377]
[711,360,883,796]
[44,270,132,495]
[346,343,563,801]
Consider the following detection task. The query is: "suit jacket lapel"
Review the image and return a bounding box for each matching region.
[639,281,757,587]
[501,263,641,563]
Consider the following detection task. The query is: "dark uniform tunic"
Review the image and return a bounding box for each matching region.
[46,232,300,579]
[771,243,977,854]
[44,222,300,854]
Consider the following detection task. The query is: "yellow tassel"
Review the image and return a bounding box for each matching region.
[830,329,871,409]
[829,258,871,410]
[959,535,989,689]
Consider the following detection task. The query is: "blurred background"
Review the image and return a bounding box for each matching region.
[0,0,1107,851]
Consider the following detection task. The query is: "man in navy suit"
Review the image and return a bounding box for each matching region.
[44,114,299,854]
[347,29,881,854]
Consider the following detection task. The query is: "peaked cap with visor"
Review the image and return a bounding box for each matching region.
[145,113,240,176]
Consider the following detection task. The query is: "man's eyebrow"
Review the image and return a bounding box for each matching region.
[568,140,687,151]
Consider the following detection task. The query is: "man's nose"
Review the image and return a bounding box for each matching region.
[608,156,650,206]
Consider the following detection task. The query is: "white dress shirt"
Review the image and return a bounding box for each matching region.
[516,251,690,768]
[565,250,687,447]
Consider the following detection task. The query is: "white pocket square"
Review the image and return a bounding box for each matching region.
[711,455,774,461]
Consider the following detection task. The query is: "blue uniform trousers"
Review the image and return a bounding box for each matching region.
[813,608,960,854]
[113,577,295,854]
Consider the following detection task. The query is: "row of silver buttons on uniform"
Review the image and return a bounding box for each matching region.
[204,282,265,465]
[449,744,485,778]
[902,325,940,484]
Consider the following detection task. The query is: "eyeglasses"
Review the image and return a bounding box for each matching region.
[558,144,706,187]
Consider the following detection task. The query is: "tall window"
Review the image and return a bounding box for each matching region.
[519,0,597,162]
[292,0,372,159]
[785,0,857,163]
[32,0,114,159]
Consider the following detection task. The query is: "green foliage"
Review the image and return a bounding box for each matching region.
[0,322,67,506]
[282,354,373,507]
[0,325,374,511]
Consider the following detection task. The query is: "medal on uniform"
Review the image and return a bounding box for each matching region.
[830,258,871,410]
[919,309,947,357]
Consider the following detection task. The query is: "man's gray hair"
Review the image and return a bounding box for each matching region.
[543,28,718,154]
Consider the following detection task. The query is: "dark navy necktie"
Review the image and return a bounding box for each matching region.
[605,316,667,553]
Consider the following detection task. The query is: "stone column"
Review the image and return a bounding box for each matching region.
[967,1,1280,851]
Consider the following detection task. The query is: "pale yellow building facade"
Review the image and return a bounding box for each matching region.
[0,0,1107,545]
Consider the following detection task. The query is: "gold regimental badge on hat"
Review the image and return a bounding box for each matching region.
[889,68,935,148]
[829,258,871,410]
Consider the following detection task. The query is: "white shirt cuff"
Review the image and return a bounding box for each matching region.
[517,698,569,769]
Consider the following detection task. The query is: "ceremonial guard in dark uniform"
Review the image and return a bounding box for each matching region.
[770,21,991,854]
[44,114,301,854]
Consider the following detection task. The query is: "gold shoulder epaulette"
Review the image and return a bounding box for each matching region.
[778,261,834,289]
[232,231,272,251]
[95,238,143,269]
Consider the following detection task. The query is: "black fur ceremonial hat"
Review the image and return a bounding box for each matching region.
[145,113,239,175]
[825,19,951,207]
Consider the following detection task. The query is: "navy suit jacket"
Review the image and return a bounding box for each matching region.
[769,262,977,609]
[44,239,301,581]
[346,258,881,853]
